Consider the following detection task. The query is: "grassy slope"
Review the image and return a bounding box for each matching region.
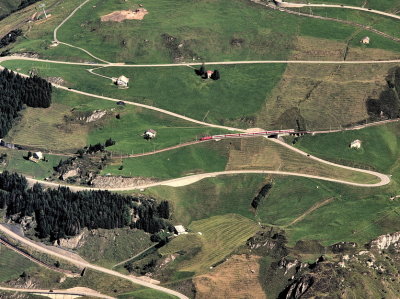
[0,148,68,180]
[147,174,267,225]
[56,0,298,63]
[0,0,20,16]
[148,173,400,247]
[77,228,153,268]
[103,137,378,185]
[102,141,229,179]
[0,245,62,288]
[294,123,400,174]
[290,0,400,11]
[2,60,285,127]
[299,7,400,41]
[118,289,178,299]
[4,88,227,155]
[0,245,37,282]
[159,214,259,274]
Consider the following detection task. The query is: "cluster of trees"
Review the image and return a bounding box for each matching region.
[133,199,171,234]
[251,183,273,209]
[0,29,22,49]
[195,64,220,80]
[367,67,400,120]
[0,0,42,22]
[0,68,52,138]
[77,138,116,156]
[0,171,171,240]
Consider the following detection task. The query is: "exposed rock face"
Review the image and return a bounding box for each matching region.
[61,168,80,180]
[56,230,85,249]
[85,110,107,123]
[279,275,314,299]
[369,231,400,251]
[278,257,300,275]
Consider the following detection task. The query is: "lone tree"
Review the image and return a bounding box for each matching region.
[211,70,220,80]
[195,63,205,76]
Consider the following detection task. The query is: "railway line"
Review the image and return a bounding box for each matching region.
[0,1,399,298]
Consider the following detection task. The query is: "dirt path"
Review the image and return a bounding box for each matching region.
[23,164,390,193]
[0,224,188,299]
[262,1,400,43]
[112,243,158,268]
[0,286,113,299]
[53,0,110,64]
[286,197,335,227]
[275,1,400,20]
[3,56,400,67]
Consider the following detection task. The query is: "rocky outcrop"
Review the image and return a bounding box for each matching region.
[368,231,400,251]
[61,168,80,180]
[278,257,301,275]
[330,241,357,253]
[55,230,85,249]
[279,275,314,299]
[85,110,107,123]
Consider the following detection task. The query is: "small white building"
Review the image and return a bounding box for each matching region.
[206,70,214,79]
[174,225,187,235]
[350,139,362,149]
[116,75,130,87]
[143,129,157,139]
[361,36,370,44]
[33,152,43,160]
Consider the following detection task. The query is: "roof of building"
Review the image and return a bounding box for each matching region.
[146,129,157,134]
[351,139,362,144]
[174,225,186,234]
[118,75,129,83]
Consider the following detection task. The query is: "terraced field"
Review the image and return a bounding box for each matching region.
[159,214,259,274]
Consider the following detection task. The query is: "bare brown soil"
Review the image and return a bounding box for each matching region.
[194,254,266,299]
[101,8,148,22]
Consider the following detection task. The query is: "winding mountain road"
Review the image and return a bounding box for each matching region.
[0,225,187,299]
[0,1,397,298]
[274,1,400,20]
[0,286,113,299]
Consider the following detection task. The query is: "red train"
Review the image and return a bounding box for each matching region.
[199,129,303,141]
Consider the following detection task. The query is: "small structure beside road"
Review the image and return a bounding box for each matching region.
[143,129,157,140]
[361,36,370,44]
[174,225,187,235]
[116,75,130,87]
[350,139,362,149]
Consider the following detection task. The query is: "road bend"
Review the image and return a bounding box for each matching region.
[0,225,188,299]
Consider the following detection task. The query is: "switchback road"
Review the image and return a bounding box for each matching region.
[0,286,113,299]
[0,225,187,299]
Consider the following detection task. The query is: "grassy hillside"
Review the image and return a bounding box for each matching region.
[0,0,20,17]
[0,244,62,288]
[294,122,400,174]
[148,173,400,247]
[103,137,378,184]
[1,0,400,63]
[4,89,226,155]
[290,0,400,11]
[147,174,267,225]
[158,214,259,274]
[1,60,286,128]
[0,148,69,180]
[77,228,153,268]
